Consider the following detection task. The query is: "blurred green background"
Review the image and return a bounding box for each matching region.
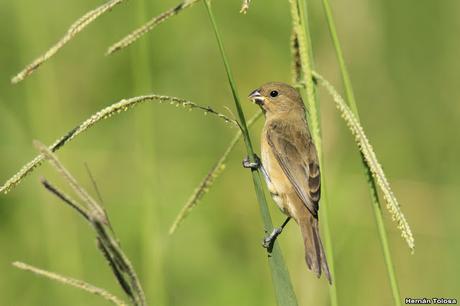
[0,0,459,305]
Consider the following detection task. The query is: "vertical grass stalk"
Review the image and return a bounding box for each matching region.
[131,1,167,304]
[320,0,402,304]
[203,1,298,305]
[291,0,338,304]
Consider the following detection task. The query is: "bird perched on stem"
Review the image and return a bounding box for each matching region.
[243,82,331,284]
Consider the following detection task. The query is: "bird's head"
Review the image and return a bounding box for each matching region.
[248,82,305,116]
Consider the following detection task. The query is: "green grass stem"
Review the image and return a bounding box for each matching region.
[291,0,338,304]
[320,0,405,304]
[203,1,298,305]
[131,1,167,305]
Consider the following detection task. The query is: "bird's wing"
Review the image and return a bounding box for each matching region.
[266,122,320,218]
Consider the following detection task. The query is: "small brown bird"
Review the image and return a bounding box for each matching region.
[244,82,331,283]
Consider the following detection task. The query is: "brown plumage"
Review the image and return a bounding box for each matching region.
[249,82,331,283]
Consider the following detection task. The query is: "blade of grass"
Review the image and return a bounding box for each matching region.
[203,1,297,305]
[320,1,412,304]
[97,239,136,303]
[290,0,338,303]
[131,0,167,304]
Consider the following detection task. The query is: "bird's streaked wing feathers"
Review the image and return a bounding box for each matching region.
[266,121,320,218]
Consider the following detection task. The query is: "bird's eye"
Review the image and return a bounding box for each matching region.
[270,90,279,97]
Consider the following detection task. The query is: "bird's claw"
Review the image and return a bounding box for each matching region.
[242,155,261,170]
[262,227,282,249]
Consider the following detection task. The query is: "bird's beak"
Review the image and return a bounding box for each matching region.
[248,89,265,106]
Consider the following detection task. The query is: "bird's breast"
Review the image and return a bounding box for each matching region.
[261,131,291,214]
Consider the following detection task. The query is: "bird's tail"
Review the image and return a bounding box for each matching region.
[299,215,332,284]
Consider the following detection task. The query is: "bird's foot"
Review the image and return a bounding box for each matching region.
[242,154,261,170]
[262,227,282,249]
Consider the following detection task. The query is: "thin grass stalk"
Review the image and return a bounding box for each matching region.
[12,0,125,84]
[203,1,297,305]
[319,1,408,304]
[290,0,338,304]
[169,110,263,234]
[13,262,128,306]
[0,95,237,195]
[131,1,168,304]
[107,0,201,55]
[84,163,105,204]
